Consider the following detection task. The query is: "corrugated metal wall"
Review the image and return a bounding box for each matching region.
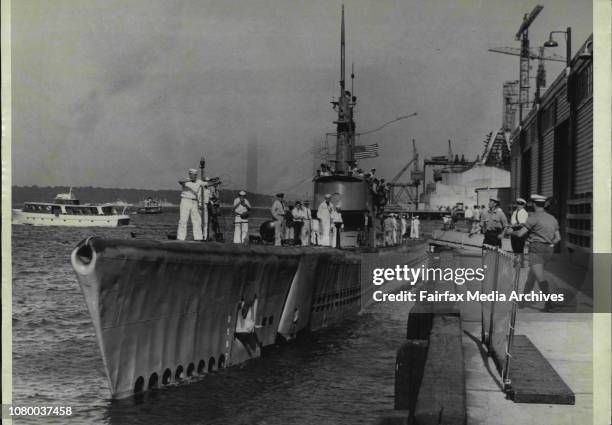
[541,130,554,196]
[530,127,539,194]
[557,93,570,123]
[511,153,521,199]
[573,100,593,194]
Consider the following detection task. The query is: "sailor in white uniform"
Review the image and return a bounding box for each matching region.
[400,214,408,244]
[177,168,206,241]
[271,193,286,246]
[410,215,420,239]
[310,217,320,246]
[232,190,251,244]
[331,207,344,248]
[317,194,335,247]
[302,200,313,246]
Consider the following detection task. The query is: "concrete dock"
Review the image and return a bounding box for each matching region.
[384,245,594,425]
[454,250,593,425]
[462,313,592,425]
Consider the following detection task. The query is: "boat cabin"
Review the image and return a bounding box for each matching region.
[22,203,120,216]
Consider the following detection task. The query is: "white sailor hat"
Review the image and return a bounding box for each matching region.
[324,194,332,199]
[531,194,547,203]
[516,197,527,205]
[239,190,246,196]
[188,168,198,174]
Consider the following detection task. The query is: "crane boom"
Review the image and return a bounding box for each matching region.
[391,159,416,184]
[515,5,543,39]
[390,139,419,183]
[488,47,566,62]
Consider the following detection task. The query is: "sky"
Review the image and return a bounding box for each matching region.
[10,0,592,196]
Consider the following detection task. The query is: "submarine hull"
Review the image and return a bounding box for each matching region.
[71,237,426,398]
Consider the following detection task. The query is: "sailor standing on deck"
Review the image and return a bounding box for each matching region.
[400,214,407,243]
[232,190,251,244]
[302,200,312,246]
[512,195,561,311]
[411,215,420,239]
[271,193,287,246]
[317,194,335,247]
[177,168,206,241]
[292,201,308,245]
[331,206,344,248]
[310,216,320,246]
[479,197,508,247]
[383,214,394,246]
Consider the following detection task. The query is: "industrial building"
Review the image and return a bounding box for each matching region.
[510,35,593,254]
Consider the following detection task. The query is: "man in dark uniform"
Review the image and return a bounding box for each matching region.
[479,197,508,247]
[512,194,561,311]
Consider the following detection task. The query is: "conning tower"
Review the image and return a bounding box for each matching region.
[313,5,373,246]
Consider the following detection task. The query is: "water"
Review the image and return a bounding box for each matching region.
[11,210,414,424]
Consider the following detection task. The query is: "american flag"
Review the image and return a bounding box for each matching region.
[353,143,379,159]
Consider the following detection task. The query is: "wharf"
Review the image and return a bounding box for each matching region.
[462,313,592,425]
[449,250,592,424]
[381,246,593,424]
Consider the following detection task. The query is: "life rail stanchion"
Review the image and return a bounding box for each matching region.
[486,247,501,351]
[502,253,521,391]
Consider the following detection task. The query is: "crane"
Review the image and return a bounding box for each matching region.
[489,46,565,109]
[388,139,420,206]
[488,46,565,62]
[488,5,544,125]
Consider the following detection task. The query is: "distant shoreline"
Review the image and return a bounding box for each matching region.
[11,185,276,209]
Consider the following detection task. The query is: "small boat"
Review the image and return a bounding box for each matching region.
[12,188,130,227]
[136,198,163,214]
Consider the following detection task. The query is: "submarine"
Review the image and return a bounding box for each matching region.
[71,6,427,399]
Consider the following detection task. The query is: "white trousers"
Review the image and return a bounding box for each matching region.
[177,198,202,241]
[301,221,311,246]
[202,203,208,240]
[234,217,249,244]
[274,218,285,246]
[320,219,331,246]
[310,219,320,245]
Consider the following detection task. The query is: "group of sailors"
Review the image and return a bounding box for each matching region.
[316,164,389,206]
[271,192,343,247]
[382,213,420,246]
[468,194,561,311]
[176,167,346,247]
